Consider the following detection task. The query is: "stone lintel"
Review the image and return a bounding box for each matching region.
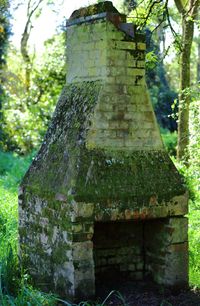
[66,12,126,29]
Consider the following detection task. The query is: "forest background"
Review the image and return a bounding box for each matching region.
[0,0,199,305]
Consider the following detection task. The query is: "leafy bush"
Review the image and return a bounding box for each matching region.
[0,150,34,189]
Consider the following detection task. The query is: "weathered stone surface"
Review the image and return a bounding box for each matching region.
[144,217,188,287]
[19,1,188,300]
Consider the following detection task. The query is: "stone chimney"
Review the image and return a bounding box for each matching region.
[19,1,188,300]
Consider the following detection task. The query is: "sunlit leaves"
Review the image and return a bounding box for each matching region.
[2,32,65,153]
[145,50,158,69]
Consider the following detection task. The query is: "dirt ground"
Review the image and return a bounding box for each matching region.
[94,280,200,306]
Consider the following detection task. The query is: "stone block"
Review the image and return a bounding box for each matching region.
[137,42,146,50]
[164,242,189,286]
[126,58,137,67]
[74,278,95,298]
[107,30,125,40]
[72,223,83,233]
[137,60,145,68]
[108,49,127,60]
[93,21,106,33]
[109,66,126,76]
[95,120,110,130]
[84,222,94,234]
[95,40,107,50]
[166,217,188,244]
[113,41,136,50]
[74,264,95,282]
[53,260,74,296]
[132,68,145,76]
[71,202,94,220]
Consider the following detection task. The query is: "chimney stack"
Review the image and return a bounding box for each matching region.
[19,1,189,300]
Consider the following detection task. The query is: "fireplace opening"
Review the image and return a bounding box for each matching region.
[93,219,168,291]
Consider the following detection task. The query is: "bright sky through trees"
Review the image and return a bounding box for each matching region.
[10,0,121,52]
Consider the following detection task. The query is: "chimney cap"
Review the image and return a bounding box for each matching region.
[69,1,120,20]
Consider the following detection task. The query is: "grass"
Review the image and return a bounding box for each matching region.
[189,206,200,288]
[0,150,199,305]
[0,151,57,305]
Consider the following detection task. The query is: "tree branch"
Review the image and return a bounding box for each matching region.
[174,0,186,14]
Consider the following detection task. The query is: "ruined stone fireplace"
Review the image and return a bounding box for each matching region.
[19,1,188,300]
[93,218,188,288]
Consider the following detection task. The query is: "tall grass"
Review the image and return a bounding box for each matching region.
[0,151,58,305]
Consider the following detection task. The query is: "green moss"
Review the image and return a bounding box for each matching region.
[52,242,70,264]
[21,80,186,211]
[70,1,120,20]
[21,81,102,199]
[75,148,186,205]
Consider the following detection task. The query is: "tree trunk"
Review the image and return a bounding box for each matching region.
[197,37,200,82]
[175,0,199,162]
[20,0,44,92]
[21,28,31,92]
[177,15,193,161]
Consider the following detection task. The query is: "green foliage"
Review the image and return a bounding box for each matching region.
[0,0,11,69]
[0,150,58,304]
[0,150,34,189]
[189,207,200,288]
[0,150,33,296]
[189,95,200,180]
[145,50,158,70]
[146,40,178,132]
[0,0,11,148]
[0,189,18,294]
[2,33,66,153]
[0,285,57,305]
[187,95,200,287]
[161,128,177,156]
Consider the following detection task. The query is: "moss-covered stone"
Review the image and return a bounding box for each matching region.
[70,1,119,20]
[75,148,186,204]
[21,81,102,199]
[21,81,186,208]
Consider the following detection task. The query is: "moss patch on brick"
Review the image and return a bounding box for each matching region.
[75,148,186,205]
